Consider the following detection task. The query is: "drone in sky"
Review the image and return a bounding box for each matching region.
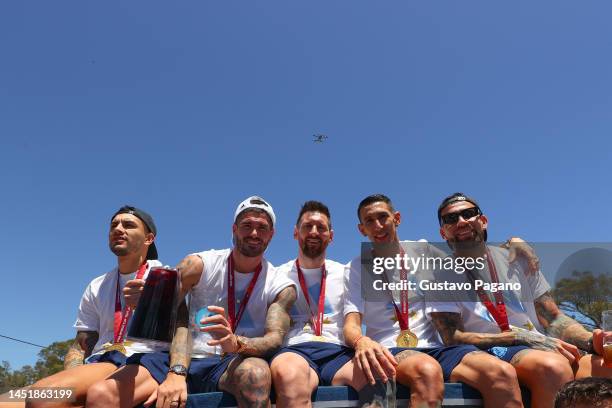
[313,134,328,143]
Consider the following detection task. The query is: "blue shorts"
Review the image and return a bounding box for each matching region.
[127,352,236,393]
[486,345,531,363]
[272,342,355,385]
[390,345,479,381]
[86,351,127,367]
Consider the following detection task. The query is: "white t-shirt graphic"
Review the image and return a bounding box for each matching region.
[74,260,164,359]
[189,249,295,357]
[277,259,346,346]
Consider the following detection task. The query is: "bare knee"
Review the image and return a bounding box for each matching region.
[397,354,444,401]
[535,358,573,386]
[231,358,272,405]
[271,359,311,396]
[485,360,519,387]
[86,380,118,408]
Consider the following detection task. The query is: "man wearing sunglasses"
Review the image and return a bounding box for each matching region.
[343,194,527,407]
[428,192,612,408]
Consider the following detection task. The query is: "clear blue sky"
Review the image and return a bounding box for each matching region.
[1,1,611,369]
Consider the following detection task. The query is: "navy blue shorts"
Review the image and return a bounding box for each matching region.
[272,342,355,385]
[127,352,236,393]
[86,351,127,367]
[486,345,531,363]
[390,345,479,381]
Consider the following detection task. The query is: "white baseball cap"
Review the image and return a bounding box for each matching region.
[234,196,276,227]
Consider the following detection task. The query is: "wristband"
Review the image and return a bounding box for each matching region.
[353,335,366,348]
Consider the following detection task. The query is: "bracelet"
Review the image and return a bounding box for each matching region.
[353,335,366,348]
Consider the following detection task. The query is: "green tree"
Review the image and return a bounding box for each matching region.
[0,339,73,393]
[553,270,612,325]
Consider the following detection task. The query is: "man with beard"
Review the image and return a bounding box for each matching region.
[344,194,527,408]
[271,201,374,407]
[0,206,162,408]
[428,192,593,407]
[86,196,296,408]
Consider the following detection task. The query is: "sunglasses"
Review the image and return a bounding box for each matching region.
[440,207,481,225]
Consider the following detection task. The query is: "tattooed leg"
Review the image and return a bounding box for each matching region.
[450,351,523,408]
[220,356,272,408]
[270,353,318,408]
[510,349,573,408]
[395,349,443,408]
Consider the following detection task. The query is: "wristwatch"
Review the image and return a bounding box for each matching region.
[168,364,187,376]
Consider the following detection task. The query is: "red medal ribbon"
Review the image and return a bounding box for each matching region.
[227,254,262,333]
[380,248,410,331]
[295,259,327,336]
[113,262,148,344]
[466,249,510,332]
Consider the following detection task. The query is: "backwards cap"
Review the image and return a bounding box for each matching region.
[111,205,159,260]
[234,196,276,227]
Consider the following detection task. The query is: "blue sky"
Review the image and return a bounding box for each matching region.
[1,1,611,368]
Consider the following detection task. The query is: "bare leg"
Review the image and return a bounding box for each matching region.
[576,354,612,379]
[270,353,318,408]
[449,351,523,408]
[85,364,158,408]
[0,363,118,408]
[510,349,574,408]
[395,350,444,408]
[219,357,271,408]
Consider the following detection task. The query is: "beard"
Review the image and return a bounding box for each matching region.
[234,235,269,257]
[301,238,326,259]
[110,243,131,257]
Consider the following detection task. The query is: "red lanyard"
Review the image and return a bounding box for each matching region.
[227,254,262,333]
[295,259,327,336]
[113,262,148,343]
[380,249,410,331]
[466,249,510,332]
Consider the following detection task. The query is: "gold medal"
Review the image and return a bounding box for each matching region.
[104,342,127,354]
[396,330,418,348]
[312,335,327,342]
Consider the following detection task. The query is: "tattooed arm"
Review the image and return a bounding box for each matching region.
[204,286,297,358]
[63,330,98,369]
[234,285,297,358]
[430,311,580,362]
[534,291,593,352]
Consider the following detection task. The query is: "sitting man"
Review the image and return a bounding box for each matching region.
[85,196,296,408]
[272,200,376,407]
[344,194,527,408]
[428,192,611,408]
[0,206,162,408]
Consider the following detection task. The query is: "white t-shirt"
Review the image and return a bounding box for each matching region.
[277,259,346,346]
[425,246,551,335]
[344,241,442,348]
[189,249,295,357]
[74,260,164,359]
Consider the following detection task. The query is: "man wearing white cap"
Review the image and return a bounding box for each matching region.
[86,196,296,408]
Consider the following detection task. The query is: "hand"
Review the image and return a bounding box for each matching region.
[123,279,146,308]
[143,373,187,408]
[503,237,540,275]
[353,336,397,385]
[591,329,611,356]
[200,306,239,353]
[514,330,581,363]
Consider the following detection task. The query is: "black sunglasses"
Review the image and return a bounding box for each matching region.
[440,207,481,225]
